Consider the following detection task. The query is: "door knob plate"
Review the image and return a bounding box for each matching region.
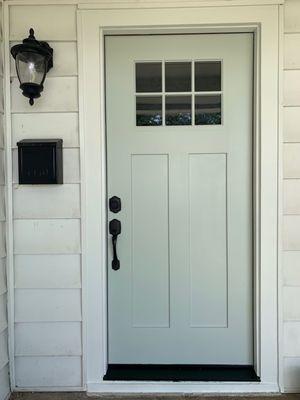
[109,196,121,213]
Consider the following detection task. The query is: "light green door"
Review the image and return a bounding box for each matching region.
[106,34,253,365]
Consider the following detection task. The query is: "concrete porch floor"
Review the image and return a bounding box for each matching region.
[9,394,300,400]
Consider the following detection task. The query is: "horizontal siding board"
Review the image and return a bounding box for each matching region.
[283,216,300,250]
[59,148,80,183]
[283,286,300,321]
[12,113,79,148]
[284,179,300,214]
[284,322,300,357]
[14,219,81,254]
[9,5,77,41]
[0,222,5,259]
[0,294,7,334]
[13,148,80,184]
[284,357,300,391]
[284,33,300,69]
[284,107,300,142]
[10,41,78,77]
[15,356,82,388]
[283,143,300,178]
[0,150,5,185]
[0,46,3,78]
[15,289,81,322]
[15,322,82,356]
[0,79,3,114]
[0,258,6,295]
[13,184,80,219]
[15,254,81,289]
[284,70,300,106]
[0,329,8,370]
[0,365,10,400]
[0,186,5,222]
[285,0,300,33]
[0,115,4,149]
[283,251,300,286]
[11,77,78,113]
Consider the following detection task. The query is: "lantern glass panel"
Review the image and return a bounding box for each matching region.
[16,51,46,85]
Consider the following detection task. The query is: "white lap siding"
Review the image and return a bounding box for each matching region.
[283,0,300,392]
[0,1,9,399]
[9,4,82,389]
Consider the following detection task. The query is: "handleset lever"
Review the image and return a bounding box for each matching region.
[109,219,121,270]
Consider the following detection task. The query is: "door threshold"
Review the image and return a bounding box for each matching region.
[103,364,260,382]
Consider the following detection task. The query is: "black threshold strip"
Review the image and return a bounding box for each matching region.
[103,364,260,382]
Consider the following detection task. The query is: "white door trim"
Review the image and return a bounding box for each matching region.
[77,3,281,393]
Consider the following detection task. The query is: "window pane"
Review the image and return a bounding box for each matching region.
[195,62,221,92]
[166,95,192,125]
[136,96,162,126]
[165,62,191,92]
[136,63,162,93]
[195,95,221,125]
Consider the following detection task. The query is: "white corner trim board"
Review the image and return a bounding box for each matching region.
[3,0,15,392]
[78,2,281,394]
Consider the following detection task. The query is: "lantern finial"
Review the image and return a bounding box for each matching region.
[29,28,35,39]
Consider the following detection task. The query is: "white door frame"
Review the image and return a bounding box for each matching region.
[77,2,282,393]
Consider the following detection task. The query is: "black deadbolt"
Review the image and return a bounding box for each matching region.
[109,196,121,213]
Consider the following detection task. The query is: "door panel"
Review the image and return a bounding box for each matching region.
[106,33,253,365]
[189,153,227,328]
[131,154,170,328]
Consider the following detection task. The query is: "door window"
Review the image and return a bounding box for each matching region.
[135,61,222,126]
[136,95,163,126]
[165,62,192,92]
[195,94,221,125]
[165,95,192,126]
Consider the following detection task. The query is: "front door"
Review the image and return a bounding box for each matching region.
[105,34,253,366]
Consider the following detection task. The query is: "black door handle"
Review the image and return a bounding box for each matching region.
[109,219,121,270]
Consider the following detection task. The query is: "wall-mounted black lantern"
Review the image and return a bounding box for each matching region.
[11,28,53,106]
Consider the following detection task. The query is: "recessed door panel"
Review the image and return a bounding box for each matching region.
[131,154,170,328]
[189,153,227,328]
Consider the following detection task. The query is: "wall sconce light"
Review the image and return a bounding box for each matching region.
[11,28,53,106]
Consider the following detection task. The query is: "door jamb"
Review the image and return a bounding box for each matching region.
[77,4,280,393]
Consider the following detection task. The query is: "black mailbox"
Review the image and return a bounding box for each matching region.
[17,139,63,184]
